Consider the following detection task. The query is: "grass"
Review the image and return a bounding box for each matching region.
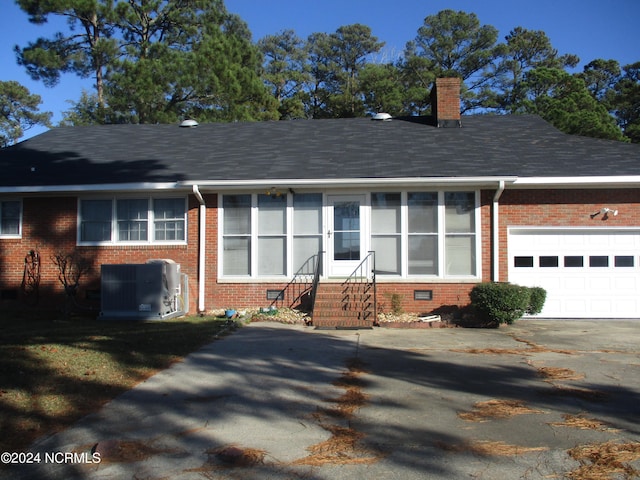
[0,309,230,454]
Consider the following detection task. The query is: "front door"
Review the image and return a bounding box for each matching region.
[328,195,366,276]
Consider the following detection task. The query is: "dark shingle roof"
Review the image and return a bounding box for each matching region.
[1,115,639,188]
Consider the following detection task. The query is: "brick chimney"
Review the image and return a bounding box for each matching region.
[430,77,461,128]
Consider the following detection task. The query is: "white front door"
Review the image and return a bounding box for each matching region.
[328,195,366,276]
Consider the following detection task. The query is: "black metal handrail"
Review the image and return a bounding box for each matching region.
[309,250,323,313]
[342,251,377,324]
[271,251,323,313]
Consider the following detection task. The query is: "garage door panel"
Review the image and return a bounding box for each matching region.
[539,235,561,247]
[563,299,588,315]
[544,297,565,314]
[508,229,640,318]
[614,275,637,292]
[541,277,562,290]
[587,235,610,247]
[589,277,611,290]
[565,235,587,248]
[561,276,586,293]
[614,299,639,315]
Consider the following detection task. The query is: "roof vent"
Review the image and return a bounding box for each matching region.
[179,119,199,128]
[372,112,392,121]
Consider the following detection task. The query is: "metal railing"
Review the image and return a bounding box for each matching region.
[341,251,377,325]
[309,251,323,314]
[271,251,323,314]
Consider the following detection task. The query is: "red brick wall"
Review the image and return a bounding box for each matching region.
[5,188,638,316]
[0,195,202,312]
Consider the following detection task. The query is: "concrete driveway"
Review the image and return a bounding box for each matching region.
[8,320,640,479]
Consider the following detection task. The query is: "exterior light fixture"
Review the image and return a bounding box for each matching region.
[591,207,619,219]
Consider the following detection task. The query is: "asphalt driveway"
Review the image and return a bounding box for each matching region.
[8,320,640,479]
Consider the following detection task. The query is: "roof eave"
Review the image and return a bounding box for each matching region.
[512,176,640,188]
[3,175,639,194]
[180,176,519,191]
[0,182,184,194]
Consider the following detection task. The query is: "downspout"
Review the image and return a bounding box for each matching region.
[192,185,206,313]
[492,181,505,282]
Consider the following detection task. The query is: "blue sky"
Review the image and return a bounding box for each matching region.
[2,0,639,141]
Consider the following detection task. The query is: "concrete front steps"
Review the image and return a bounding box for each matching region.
[312,282,376,329]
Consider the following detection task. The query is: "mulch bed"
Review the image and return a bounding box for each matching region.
[378,320,449,329]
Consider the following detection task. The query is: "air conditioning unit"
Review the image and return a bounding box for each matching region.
[100,259,188,320]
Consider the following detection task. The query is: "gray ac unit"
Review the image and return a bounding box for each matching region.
[100,259,188,320]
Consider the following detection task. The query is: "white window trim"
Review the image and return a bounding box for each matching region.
[0,198,23,239]
[382,191,481,280]
[220,193,294,280]
[218,190,482,282]
[77,196,188,246]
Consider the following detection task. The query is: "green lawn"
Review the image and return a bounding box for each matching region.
[0,311,229,453]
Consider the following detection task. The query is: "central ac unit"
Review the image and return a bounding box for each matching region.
[100,260,188,320]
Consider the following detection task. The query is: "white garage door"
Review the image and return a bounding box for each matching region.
[508,228,640,318]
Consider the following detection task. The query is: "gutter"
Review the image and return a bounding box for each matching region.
[192,185,207,313]
[3,174,637,194]
[0,182,183,194]
[512,176,640,188]
[492,181,505,282]
[179,176,519,190]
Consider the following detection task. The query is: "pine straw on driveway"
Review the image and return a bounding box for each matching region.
[457,398,544,422]
[567,441,640,480]
[292,356,384,466]
[550,414,619,432]
[435,439,549,456]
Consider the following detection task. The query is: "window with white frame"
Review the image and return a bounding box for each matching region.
[407,192,438,275]
[371,193,401,275]
[222,193,323,278]
[154,198,187,241]
[79,197,186,244]
[293,193,323,273]
[444,192,476,276]
[258,194,287,275]
[117,199,148,241]
[377,191,478,277]
[0,200,22,237]
[222,195,251,275]
[220,191,479,279]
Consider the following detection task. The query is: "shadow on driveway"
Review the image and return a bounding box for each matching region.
[9,320,640,480]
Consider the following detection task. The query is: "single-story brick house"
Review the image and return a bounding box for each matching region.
[2,78,640,323]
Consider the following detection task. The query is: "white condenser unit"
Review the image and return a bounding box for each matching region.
[100,259,188,320]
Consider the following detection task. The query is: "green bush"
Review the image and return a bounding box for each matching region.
[527,287,547,315]
[469,283,546,326]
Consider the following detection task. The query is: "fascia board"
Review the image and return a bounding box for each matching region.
[180,177,518,191]
[512,176,640,188]
[0,182,184,194]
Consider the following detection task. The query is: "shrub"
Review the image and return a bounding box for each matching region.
[385,293,403,315]
[469,283,546,326]
[527,287,547,315]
